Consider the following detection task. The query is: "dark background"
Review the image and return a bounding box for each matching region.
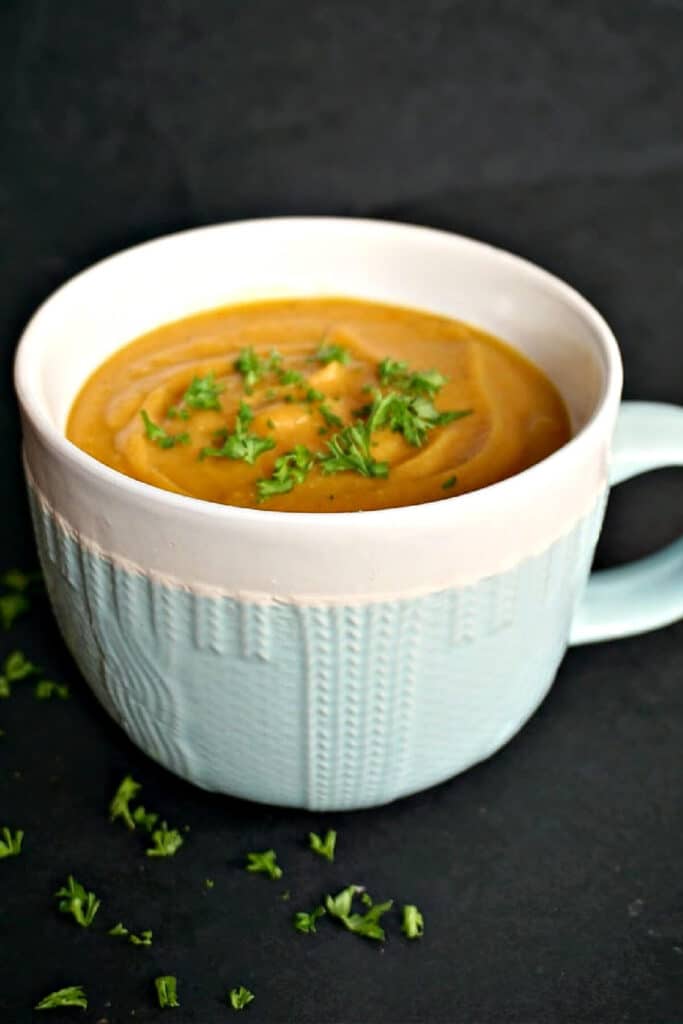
[1,1,682,1021]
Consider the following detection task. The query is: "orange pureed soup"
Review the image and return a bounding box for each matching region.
[67,298,571,512]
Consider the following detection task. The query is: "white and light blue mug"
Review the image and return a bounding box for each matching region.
[14,219,683,810]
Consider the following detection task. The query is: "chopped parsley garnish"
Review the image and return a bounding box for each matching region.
[132,805,159,833]
[2,568,41,591]
[234,347,264,394]
[168,373,224,418]
[278,368,304,386]
[401,904,425,938]
[256,445,315,501]
[109,775,142,831]
[140,410,190,449]
[35,985,87,1011]
[229,986,255,1011]
[35,679,69,700]
[200,402,275,464]
[293,905,326,934]
[378,358,447,397]
[0,826,24,858]
[442,475,457,489]
[319,403,344,429]
[0,651,39,698]
[55,875,100,928]
[310,343,349,365]
[155,975,180,1009]
[325,885,393,941]
[317,391,396,478]
[0,592,29,630]
[4,650,39,680]
[146,823,184,857]
[379,392,471,447]
[245,849,282,880]
[110,922,153,945]
[309,829,337,862]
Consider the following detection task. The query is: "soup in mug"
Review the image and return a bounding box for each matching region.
[67,297,571,512]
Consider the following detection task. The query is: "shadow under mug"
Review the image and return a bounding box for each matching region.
[14,218,683,810]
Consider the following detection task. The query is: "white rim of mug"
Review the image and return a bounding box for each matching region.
[14,216,623,528]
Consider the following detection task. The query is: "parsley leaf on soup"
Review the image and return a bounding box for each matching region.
[245,849,282,880]
[200,402,275,465]
[140,410,190,449]
[378,358,447,398]
[309,829,337,862]
[310,342,349,365]
[55,875,100,928]
[257,445,315,501]
[155,975,180,1009]
[35,985,88,1011]
[168,373,224,418]
[183,373,223,411]
[109,775,142,831]
[234,347,265,394]
[317,390,404,478]
[0,826,24,858]
[294,905,326,934]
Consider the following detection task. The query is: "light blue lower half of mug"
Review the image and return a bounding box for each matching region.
[28,485,607,811]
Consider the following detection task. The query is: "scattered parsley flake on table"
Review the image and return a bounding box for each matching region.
[401,904,425,938]
[1,568,42,591]
[146,822,184,857]
[325,885,393,941]
[55,875,100,927]
[109,775,142,830]
[245,849,283,879]
[109,922,153,945]
[0,650,40,699]
[229,985,255,1011]
[294,905,326,933]
[35,679,69,700]
[309,828,337,862]
[35,985,87,1011]
[155,975,180,1008]
[0,592,30,630]
[0,826,24,858]
[132,804,159,832]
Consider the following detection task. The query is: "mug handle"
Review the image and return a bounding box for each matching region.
[570,401,683,645]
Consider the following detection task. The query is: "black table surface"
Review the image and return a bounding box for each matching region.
[1,2,682,1021]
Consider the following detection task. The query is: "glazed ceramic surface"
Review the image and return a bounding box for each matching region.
[15,219,683,809]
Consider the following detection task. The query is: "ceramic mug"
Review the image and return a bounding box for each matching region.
[14,218,683,811]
